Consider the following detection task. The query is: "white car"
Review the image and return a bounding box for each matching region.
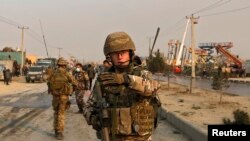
[0,64,5,80]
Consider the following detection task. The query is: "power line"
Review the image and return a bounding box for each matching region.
[209,0,232,9]
[200,5,250,17]
[193,0,233,15]
[0,15,24,27]
[27,29,43,42]
[193,0,224,14]
[160,17,186,37]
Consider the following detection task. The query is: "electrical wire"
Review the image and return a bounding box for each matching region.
[193,0,233,15]
[0,16,24,27]
[26,31,45,45]
[193,0,225,14]
[160,17,186,37]
[200,5,250,17]
[26,30,58,49]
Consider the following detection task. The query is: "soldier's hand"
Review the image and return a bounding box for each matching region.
[98,72,128,85]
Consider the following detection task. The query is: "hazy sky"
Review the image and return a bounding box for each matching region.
[0,0,250,63]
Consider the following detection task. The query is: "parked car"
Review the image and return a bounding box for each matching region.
[0,64,5,80]
[244,59,250,77]
[25,66,46,83]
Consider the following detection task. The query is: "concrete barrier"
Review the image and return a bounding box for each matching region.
[160,108,207,141]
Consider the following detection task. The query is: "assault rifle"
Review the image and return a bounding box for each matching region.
[95,82,110,141]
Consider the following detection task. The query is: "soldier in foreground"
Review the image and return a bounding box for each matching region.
[73,63,90,113]
[84,32,161,141]
[47,58,78,140]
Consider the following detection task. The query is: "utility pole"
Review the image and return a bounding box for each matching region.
[18,26,29,74]
[57,47,62,58]
[39,20,49,58]
[148,37,151,57]
[187,14,199,93]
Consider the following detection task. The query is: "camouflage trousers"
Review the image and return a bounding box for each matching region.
[75,90,85,111]
[110,135,152,141]
[52,94,69,133]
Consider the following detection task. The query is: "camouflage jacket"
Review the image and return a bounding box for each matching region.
[48,67,78,95]
[86,61,161,140]
[73,70,90,90]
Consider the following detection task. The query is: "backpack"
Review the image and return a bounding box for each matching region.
[50,70,68,91]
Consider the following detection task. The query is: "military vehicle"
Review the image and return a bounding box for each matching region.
[25,65,46,83]
[36,58,57,69]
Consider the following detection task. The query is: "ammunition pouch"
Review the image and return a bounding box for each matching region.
[130,99,154,136]
[110,100,154,136]
[151,96,161,128]
[113,108,132,135]
[65,84,73,95]
[65,100,71,110]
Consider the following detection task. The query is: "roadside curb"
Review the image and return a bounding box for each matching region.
[160,107,208,141]
[228,79,250,84]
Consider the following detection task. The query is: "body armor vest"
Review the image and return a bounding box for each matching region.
[100,64,155,136]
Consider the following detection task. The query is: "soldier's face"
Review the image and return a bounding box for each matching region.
[110,50,130,67]
[76,65,82,71]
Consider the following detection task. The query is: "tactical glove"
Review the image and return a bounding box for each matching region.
[98,72,129,85]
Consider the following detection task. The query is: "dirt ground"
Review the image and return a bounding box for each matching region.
[158,81,250,130]
[3,76,250,131]
[2,76,250,140]
[0,77,192,141]
[0,76,38,96]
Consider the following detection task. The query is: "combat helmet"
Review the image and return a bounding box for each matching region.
[57,57,68,66]
[75,62,83,67]
[104,32,135,56]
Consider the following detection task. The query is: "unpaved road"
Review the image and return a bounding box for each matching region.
[0,78,191,141]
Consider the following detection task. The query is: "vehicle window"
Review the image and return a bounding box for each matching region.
[29,67,43,71]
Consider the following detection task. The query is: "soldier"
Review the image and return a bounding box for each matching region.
[73,63,90,113]
[46,66,54,78]
[3,67,11,85]
[84,32,161,141]
[46,66,54,94]
[87,64,96,90]
[47,57,78,140]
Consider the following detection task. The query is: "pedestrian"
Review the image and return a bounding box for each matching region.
[47,57,78,140]
[3,67,11,85]
[73,63,89,113]
[84,32,161,141]
[22,65,28,76]
[87,64,96,90]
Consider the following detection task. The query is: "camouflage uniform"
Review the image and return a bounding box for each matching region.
[87,64,96,90]
[84,32,161,141]
[48,58,78,140]
[46,66,54,78]
[73,66,90,113]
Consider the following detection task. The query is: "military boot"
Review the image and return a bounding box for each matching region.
[55,131,64,140]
